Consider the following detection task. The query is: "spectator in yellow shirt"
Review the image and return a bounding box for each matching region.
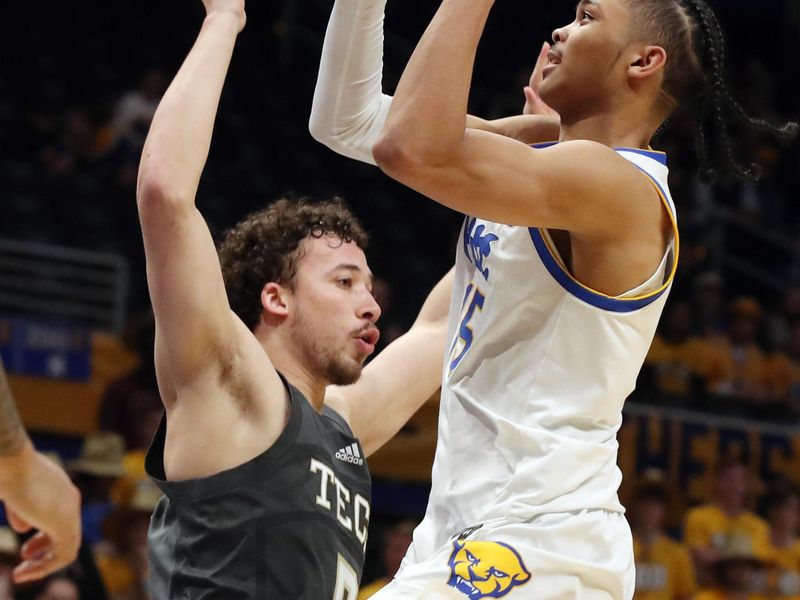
[685,460,770,586]
[629,474,697,600]
[357,520,417,600]
[693,533,770,600]
[703,298,768,404]
[644,302,710,403]
[762,322,800,418]
[762,482,800,599]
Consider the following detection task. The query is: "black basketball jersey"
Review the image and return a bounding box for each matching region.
[144,380,371,599]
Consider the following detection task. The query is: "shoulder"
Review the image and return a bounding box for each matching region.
[537,139,646,174]
[539,141,664,216]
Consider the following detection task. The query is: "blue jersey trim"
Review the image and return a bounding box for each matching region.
[530,142,668,166]
[528,229,670,313]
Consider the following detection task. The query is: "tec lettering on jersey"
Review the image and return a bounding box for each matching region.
[463,217,499,282]
[309,458,370,551]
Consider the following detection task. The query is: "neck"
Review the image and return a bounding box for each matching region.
[558,99,659,150]
[276,362,327,411]
[257,328,328,412]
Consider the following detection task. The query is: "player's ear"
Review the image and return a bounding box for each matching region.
[628,45,667,80]
[261,282,290,323]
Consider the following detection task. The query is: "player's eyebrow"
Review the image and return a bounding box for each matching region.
[329,264,375,286]
[576,0,601,12]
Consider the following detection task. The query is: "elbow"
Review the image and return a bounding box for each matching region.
[373,127,455,180]
[308,112,333,147]
[373,130,421,179]
[136,163,192,222]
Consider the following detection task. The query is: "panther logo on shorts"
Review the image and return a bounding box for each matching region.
[446,539,531,598]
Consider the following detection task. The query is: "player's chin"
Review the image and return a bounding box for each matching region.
[537,81,557,108]
[537,76,567,109]
[326,354,365,386]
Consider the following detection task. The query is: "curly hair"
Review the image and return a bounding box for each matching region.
[218,197,369,331]
[629,0,798,181]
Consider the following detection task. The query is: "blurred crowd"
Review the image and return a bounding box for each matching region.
[0,0,799,597]
[639,279,800,422]
[625,462,800,600]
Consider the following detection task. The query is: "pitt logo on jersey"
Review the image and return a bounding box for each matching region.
[463,217,499,282]
[446,540,531,598]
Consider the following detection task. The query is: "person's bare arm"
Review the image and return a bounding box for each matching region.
[137,1,282,400]
[372,0,654,236]
[0,362,26,456]
[309,0,558,165]
[467,115,559,145]
[0,361,80,584]
[326,270,452,456]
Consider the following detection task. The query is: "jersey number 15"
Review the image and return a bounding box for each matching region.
[449,283,485,372]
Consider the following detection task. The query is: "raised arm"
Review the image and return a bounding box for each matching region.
[308,0,391,164]
[137,1,248,396]
[309,0,558,165]
[371,0,653,235]
[0,361,80,584]
[326,269,453,456]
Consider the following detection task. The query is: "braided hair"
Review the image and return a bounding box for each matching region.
[630,0,798,181]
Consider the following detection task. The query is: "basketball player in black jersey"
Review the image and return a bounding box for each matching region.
[136,0,452,597]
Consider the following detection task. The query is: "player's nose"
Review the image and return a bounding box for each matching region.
[358,291,381,323]
[552,24,569,45]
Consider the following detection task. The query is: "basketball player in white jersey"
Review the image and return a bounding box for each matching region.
[310,0,796,597]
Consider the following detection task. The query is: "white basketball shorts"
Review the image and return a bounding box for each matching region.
[368,509,635,600]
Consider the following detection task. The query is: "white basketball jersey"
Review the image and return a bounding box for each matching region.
[410,145,678,559]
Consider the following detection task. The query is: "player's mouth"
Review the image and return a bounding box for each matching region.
[543,50,561,77]
[353,327,380,356]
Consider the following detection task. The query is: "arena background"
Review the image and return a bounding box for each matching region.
[0,0,798,598]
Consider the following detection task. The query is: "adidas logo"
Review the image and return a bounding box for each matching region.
[335,443,364,466]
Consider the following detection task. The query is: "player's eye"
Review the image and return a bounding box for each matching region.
[581,10,594,22]
[337,277,353,288]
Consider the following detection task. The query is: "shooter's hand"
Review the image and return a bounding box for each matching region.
[523,42,559,118]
